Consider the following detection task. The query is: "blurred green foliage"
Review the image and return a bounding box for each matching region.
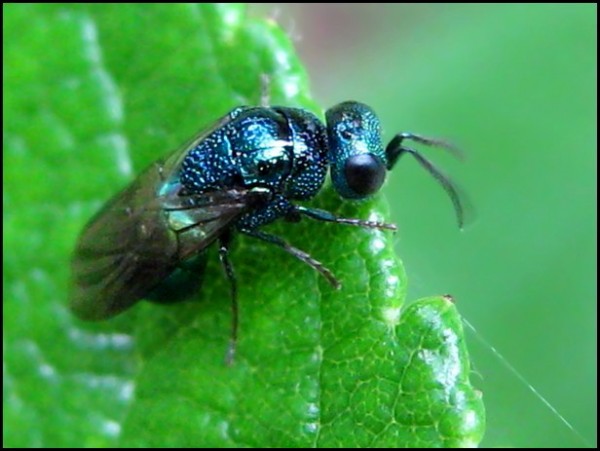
[4,3,486,448]
[267,3,596,447]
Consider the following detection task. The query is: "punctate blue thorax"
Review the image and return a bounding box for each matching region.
[180,107,289,193]
[272,107,328,200]
[180,107,328,199]
[178,106,329,229]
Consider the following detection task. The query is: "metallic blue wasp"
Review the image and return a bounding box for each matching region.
[70,100,464,362]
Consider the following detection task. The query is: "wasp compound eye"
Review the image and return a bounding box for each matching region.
[344,153,386,197]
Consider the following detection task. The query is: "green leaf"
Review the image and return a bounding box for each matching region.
[3,3,484,447]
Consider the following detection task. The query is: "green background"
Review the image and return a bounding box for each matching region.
[259,3,596,448]
[4,3,596,448]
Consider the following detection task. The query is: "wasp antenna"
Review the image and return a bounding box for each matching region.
[394,144,466,229]
[398,132,464,161]
[386,133,464,169]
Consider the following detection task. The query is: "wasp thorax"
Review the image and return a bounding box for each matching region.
[238,147,292,188]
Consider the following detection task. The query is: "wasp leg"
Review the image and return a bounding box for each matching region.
[260,74,271,106]
[218,233,238,365]
[240,228,341,289]
[294,205,397,231]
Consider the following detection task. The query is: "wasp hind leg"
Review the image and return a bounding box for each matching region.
[260,74,271,106]
[218,232,239,365]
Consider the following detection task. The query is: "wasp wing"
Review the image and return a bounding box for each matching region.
[70,158,261,321]
[70,110,251,320]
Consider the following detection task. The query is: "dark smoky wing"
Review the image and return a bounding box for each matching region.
[70,161,257,321]
[71,164,175,320]
[159,188,265,262]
